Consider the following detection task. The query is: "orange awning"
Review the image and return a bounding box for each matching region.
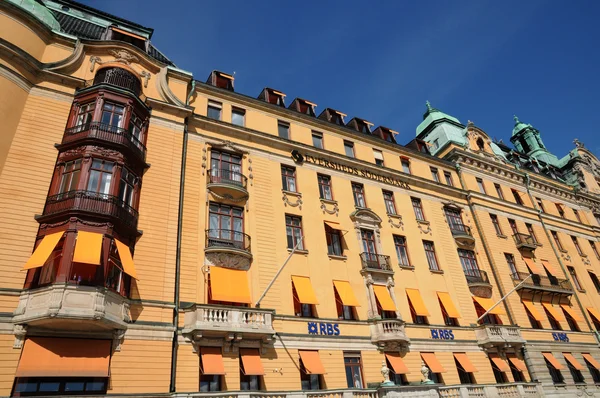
[489,354,510,372]
[240,349,265,375]
[406,288,429,317]
[542,352,564,370]
[563,353,584,370]
[385,352,409,374]
[114,239,138,280]
[421,352,445,373]
[200,347,225,375]
[560,304,583,322]
[587,307,600,323]
[582,354,600,370]
[542,303,565,322]
[373,285,396,311]
[211,267,251,304]
[508,356,527,372]
[298,350,326,374]
[541,260,558,276]
[22,231,64,270]
[437,292,461,318]
[454,353,478,373]
[522,301,544,321]
[333,280,360,307]
[73,231,103,265]
[472,296,506,315]
[111,26,146,41]
[16,337,110,377]
[523,257,542,274]
[324,221,340,228]
[292,276,319,305]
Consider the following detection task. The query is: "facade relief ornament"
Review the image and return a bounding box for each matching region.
[387,214,403,229]
[282,191,302,209]
[417,221,432,235]
[109,49,139,65]
[320,199,339,216]
[140,70,151,88]
[13,325,27,349]
[205,252,251,271]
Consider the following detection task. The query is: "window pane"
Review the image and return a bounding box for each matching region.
[65,381,86,391]
[39,381,61,392]
[232,109,245,126]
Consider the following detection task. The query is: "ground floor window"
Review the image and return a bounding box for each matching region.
[455,359,476,384]
[12,377,107,396]
[545,359,564,384]
[344,352,364,388]
[509,362,525,382]
[490,359,508,383]
[240,374,260,391]
[199,375,220,392]
[300,372,320,390]
[567,361,585,383]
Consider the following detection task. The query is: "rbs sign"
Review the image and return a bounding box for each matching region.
[431,329,454,340]
[308,322,340,336]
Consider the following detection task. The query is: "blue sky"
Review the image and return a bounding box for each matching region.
[83,0,600,156]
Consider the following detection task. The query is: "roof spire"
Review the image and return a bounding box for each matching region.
[513,115,520,125]
[426,100,432,112]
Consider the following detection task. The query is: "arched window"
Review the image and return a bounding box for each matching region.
[476,138,484,151]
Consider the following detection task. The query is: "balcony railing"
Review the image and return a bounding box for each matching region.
[475,324,525,347]
[512,271,573,292]
[206,229,251,253]
[62,122,146,162]
[93,67,142,96]
[464,268,491,285]
[513,233,537,250]
[360,253,392,272]
[42,190,138,230]
[208,168,248,189]
[370,319,410,348]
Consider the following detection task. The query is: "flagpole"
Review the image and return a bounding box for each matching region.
[477,274,533,323]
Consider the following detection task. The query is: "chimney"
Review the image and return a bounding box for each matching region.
[258,88,286,107]
[289,98,316,117]
[206,71,234,91]
[317,108,346,126]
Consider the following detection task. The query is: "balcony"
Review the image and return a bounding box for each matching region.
[13,284,129,331]
[464,268,493,298]
[61,122,146,163]
[207,168,249,199]
[38,190,138,231]
[512,272,573,295]
[182,304,275,344]
[360,253,393,273]
[205,229,252,270]
[370,319,410,351]
[93,66,142,97]
[513,233,537,251]
[449,224,475,246]
[475,324,525,350]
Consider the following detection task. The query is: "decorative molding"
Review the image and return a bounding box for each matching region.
[320,199,339,215]
[282,191,302,209]
[205,252,251,271]
[208,188,248,203]
[387,213,404,229]
[109,49,139,65]
[417,220,432,235]
[12,325,27,349]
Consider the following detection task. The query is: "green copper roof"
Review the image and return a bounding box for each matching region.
[416,101,461,136]
[512,115,532,136]
[8,0,61,30]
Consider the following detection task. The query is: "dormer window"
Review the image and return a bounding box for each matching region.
[289,98,316,116]
[318,108,345,125]
[259,88,286,107]
[206,71,234,91]
[373,126,396,143]
[347,118,372,134]
[107,26,147,51]
[476,138,484,151]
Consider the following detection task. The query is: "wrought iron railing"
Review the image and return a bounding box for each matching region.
[511,271,572,291]
[449,224,473,237]
[205,229,251,253]
[360,253,392,271]
[464,268,490,285]
[93,67,142,96]
[208,168,248,189]
[513,233,537,247]
[63,122,146,161]
[42,190,138,229]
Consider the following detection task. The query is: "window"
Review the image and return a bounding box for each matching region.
[411,197,425,221]
[325,224,343,257]
[352,183,366,208]
[281,166,297,192]
[571,236,584,256]
[312,132,323,149]
[100,102,124,128]
[490,358,509,384]
[387,356,409,385]
[57,159,82,195]
[544,308,562,330]
[509,358,525,382]
[475,301,502,325]
[458,249,480,278]
[299,355,320,390]
[75,101,95,127]
[505,253,518,277]
[335,286,355,320]
[373,149,384,166]
[344,141,355,158]
[430,139,439,151]
[239,350,261,391]
[344,353,364,388]
[383,190,396,215]
[444,207,465,233]
[440,299,458,327]
[430,167,440,183]
[423,241,440,271]
[361,229,378,257]
[207,100,222,120]
[552,231,564,251]
[590,241,600,260]
[490,214,503,235]
[512,189,524,205]
[595,213,600,226]
[568,267,582,291]
[524,304,542,329]
[526,223,538,244]
[118,168,137,206]
[393,235,410,267]
[584,356,600,383]
[87,159,114,196]
[317,174,332,200]
[444,171,454,186]
[232,107,245,126]
[278,121,290,139]
[564,309,580,332]
[494,184,504,200]
[555,203,565,218]
[567,358,585,383]
[476,178,486,194]
[400,157,411,174]
[12,377,108,396]
[456,358,476,384]
[508,219,519,235]
[292,283,314,318]
[536,198,545,212]
[128,112,144,146]
[286,215,303,250]
[208,203,244,246]
[589,271,600,293]
[573,209,582,223]
[545,358,564,384]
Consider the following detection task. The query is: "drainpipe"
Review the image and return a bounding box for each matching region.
[523,174,595,334]
[455,163,514,324]
[170,116,189,393]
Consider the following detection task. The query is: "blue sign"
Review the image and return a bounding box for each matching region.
[308,322,340,336]
[552,332,569,342]
[431,329,454,340]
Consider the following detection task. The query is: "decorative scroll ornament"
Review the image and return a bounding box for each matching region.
[417,221,432,235]
[13,325,27,349]
[562,252,571,262]
[140,70,151,88]
[201,147,207,176]
[208,189,248,203]
[205,252,250,271]
[282,191,302,209]
[320,199,339,216]
[109,49,139,65]
[387,214,403,229]
[113,329,126,352]
[582,257,591,266]
[247,158,253,186]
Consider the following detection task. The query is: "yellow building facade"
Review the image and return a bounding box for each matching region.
[1,1,600,398]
